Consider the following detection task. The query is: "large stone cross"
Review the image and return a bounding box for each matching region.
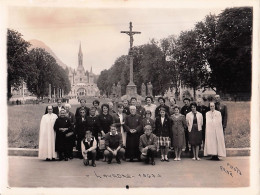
[121,22,141,52]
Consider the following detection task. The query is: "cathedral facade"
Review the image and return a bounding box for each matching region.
[68,44,100,98]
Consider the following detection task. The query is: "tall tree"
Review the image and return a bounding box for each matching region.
[7,29,32,99]
[177,30,204,100]
[208,7,252,94]
[27,48,70,98]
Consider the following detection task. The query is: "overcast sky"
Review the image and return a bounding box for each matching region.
[8,6,225,74]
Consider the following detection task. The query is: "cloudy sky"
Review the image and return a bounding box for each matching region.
[8,5,225,74]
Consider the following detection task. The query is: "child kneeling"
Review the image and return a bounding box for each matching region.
[81,130,97,167]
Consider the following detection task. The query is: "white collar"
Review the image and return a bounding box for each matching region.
[109,132,118,136]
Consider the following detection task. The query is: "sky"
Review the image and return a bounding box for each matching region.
[7,6,225,75]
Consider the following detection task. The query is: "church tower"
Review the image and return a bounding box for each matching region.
[78,42,83,67]
[89,66,94,83]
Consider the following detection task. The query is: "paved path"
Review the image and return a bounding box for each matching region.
[8,156,249,188]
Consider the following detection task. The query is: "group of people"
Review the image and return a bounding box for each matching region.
[38,94,227,167]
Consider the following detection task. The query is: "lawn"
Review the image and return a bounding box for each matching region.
[8,99,250,148]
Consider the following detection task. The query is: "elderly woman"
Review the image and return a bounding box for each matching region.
[64,103,76,159]
[171,105,187,161]
[186,102,203,161]
[204,102,226,160]
[38,105,58,161]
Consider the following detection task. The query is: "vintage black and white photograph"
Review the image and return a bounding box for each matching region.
[1,0,259,194]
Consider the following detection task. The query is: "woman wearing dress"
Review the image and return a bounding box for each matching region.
[204,102,226,160]
[186,102,203,161]
[38,105,58,161]
[171,105,187,161]
[155,108,171,162]
[144,96,157,120]
[97,103,113,161]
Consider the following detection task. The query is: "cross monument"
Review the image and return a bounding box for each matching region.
[121,22,141,97]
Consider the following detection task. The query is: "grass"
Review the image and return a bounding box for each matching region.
[8,99,250,148]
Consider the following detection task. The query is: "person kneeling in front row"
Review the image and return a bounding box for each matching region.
[104,124,125,164]
[81,130,97,167]
[139,125,158,165]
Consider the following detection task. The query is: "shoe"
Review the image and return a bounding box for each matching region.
[83,159,89,166]
[151,161,155,165]
[160,158,165,162]
[102,158,106,162]
[173,158,178,161]
[46,158,51,161]
[116,159,121,164]
[65,158,68,161]
[51,158,56,161]
[196,157,201,161]
[107,160,111,164]
[164,158,169,162]
[192,157,196,160]
[185,148,189,152]
[178,158,181,161]
[129,158,134,162]
[92,162,96,167]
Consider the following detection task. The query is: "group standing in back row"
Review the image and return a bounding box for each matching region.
[38,94,228,166]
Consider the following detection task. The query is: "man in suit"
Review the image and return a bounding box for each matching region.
[197,97,209,148]
[44,98,64,116]
[139,125,157,165]
[215,95,228,134]
[180,97,191,152]
[75,99,90,119]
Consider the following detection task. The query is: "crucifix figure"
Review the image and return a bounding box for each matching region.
[121,22,141,52]
[121,22,141,87]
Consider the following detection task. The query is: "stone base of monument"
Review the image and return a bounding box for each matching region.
[121,83,144,101]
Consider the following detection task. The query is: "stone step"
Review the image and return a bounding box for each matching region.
[8,147,250,157]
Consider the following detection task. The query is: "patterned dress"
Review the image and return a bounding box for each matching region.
[171,114,187,149]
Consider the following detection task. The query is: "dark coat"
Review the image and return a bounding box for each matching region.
[154,116,172,137]
[123,106,130,115]
[54,117,72,152]
[180,105,191,117]
[215,102,228,129]
[136,106,146,118]
[86,115,100,139]
[75,106,90,119]
[124,114,143,159]
[97,113,113,134]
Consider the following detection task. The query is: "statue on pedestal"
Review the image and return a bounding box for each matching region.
[147,82,153,96]
[117,81,122,98]
[112,83,117,96]
[141,83,146,97]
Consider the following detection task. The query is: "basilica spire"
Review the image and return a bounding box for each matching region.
[78,42,83,67]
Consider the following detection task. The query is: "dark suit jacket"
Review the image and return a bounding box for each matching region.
[112,112,126,132]
[215,102,228,129]
[124,114,143,134]
[75,106,90,119]
[154,116,172,137]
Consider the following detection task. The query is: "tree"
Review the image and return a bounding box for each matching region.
[177,30,204,100]
[208,7,252,94]
[160,35,182,100]
[27,48,71,98]
[7,29,32,99]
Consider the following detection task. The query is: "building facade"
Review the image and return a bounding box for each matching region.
[68,43,100,98]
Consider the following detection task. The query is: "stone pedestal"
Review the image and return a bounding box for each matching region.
[126,84,137,96]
